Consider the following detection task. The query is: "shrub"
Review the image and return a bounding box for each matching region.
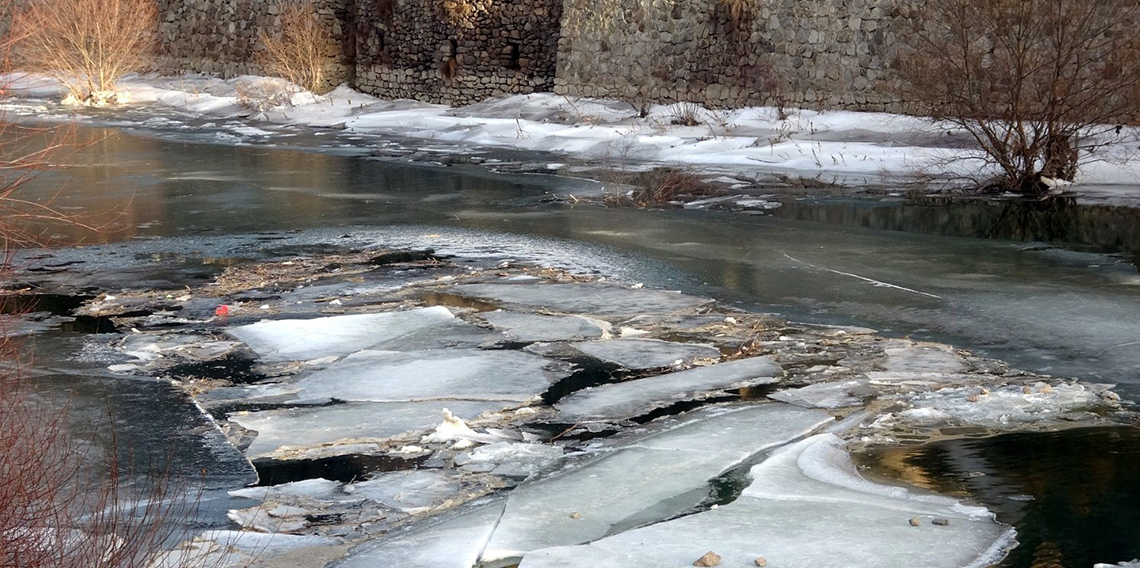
[9,0,158,104]
[605,167,721,208]
[259,2,339,95]
[895,0,1140,194]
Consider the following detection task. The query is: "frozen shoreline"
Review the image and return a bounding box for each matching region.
[4,73,1140,205]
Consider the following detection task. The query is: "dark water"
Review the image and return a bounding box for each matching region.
[862,427,1140,568]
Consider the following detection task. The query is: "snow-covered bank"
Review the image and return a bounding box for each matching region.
[5,72,1140,195]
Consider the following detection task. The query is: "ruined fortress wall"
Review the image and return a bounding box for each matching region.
[555,0,924,112]
[155,0,920,111]
[353,0,563,105]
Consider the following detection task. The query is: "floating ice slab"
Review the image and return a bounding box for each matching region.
[458,442,565,479]
[574,338,721,370]
[230,400,506,459]
[556,357,782,421]
[331,501,506,568]
[883,343,969,373]
[230,478,349,502]
[444,282,712,317]
[899,383,1105,428]
[349,470,461,513]
[480,311,608,343]
[293,348,571,403]
[151,530,342,568]
[481,404,832,564]
[521,434,1014,568]
[768,380,870,409]
[226,306,457,361]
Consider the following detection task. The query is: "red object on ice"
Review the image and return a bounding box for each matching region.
[215,305,230,317]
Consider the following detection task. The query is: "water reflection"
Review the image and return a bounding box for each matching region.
[861,427,1140,568]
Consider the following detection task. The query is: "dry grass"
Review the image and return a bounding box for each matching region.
[259,1,339,95]
[604,167,722,208]
[9,0,157,104]
[440,0,477,25]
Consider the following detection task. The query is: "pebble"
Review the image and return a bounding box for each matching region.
[908,517,921,526]
[1039,384,1054,394]
[569,512,581,519]
[693,551,722,567]
[932,517,951,526]
[754,558,768,567]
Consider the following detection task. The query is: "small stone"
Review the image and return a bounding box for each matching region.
[1022,386,1033,394]
[1039,384,1054,394]
[966,394,980,402]
[569,512,581,519]
[908,517,921,526]
[693,551,722,567]
[932,517,951,526]
[754,558,768,567]
[980,387,990,395]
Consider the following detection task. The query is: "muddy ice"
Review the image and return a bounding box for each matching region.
[37,246,1135,568]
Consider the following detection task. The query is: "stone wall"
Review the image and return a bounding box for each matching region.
[555,0,923,112]
[156,0,354,89]
[353,0,563,105]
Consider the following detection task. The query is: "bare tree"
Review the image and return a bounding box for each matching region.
[895,0,1140,194]
[8,0,158,104]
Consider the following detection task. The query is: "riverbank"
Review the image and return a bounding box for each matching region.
[18,240,1134,568]
[4,72,1140,208]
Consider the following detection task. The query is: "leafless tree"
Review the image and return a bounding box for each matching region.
[895,0,1140,194]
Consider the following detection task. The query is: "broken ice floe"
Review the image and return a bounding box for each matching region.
[768,379,871,409]
[226,307,457,361]
[479,404,832,564]
[556,356,782,422]
[330,501,506,568]
[479,311,609,343]
[454,442,564,479]
[519,434,1015,568]
[573,338,721,370]
[290,348,571,403]
[149,530,343,568]
[229,400,506,459]
[888,382,1111,429]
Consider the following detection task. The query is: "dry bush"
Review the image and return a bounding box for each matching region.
[668,102,706,127]
[259,2,339,95]
[9,0,158,104]
[605,167,722,208]
[235,79,295,114]
[440,0,477,26]
[895,0,1140,194]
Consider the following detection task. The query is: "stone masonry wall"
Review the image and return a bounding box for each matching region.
[156,0,354,89]
[353,0,563,105]
[555,0,924,112]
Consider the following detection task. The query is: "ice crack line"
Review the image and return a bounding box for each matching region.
[781,253,944,300]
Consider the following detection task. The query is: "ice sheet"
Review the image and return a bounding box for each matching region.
[229,400,507,458]
[768,380,870,409]
[226,307,457,361]
[479,311,608,343]
[574,338,721,370]
[292,348,571,403]
[330,501,506,568]
[481,404,833,563]
[444,282,713,317]
[556,356,782,421]
[520,435,1014,568]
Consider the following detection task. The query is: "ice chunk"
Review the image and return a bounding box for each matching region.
[350,470,461,513]
[521,435,1014,568]
[226,307,457,361]
[459,442,565,479]
[480,404,832,564]
[293,349,571,403]
[150,530,342,568]
[331,501,506,568]
[1095,561,1140,568]
[574,338,720,370]
[230,478,348,502]
[556,357,782,422]
[480,311,608,343]
[444,282,712,317]
[768,380,870,409]
[883,343,969,373]
[898,382,1105,428]
[229,400,507,459]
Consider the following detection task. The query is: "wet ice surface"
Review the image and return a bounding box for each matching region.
[478,311,609,343]
[556,356,782,422]
[226,307,458,361]
[521,434,1015,568]
[480,404,834,564]
[330,501,507,568]
[291,348,570,403]
[573,337,721,370]
[230,400,506,459]
[444,282,714,317]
